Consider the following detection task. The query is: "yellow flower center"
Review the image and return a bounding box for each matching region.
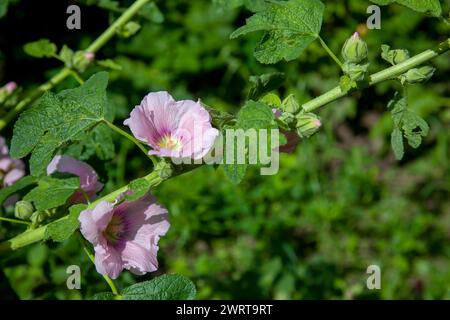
[157,135,181,150]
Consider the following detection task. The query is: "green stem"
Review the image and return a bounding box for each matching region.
[78,232,119,295]
[0,171,162,254]
[303,38,450,112]
[103,120,158,166]
[318,36,343,69]
[0,217,31,226]
[0,0,151,132]
[69,70,85,85]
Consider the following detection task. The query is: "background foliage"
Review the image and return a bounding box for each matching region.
[0,0,449,299]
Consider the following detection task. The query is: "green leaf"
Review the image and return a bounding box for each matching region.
[91,292,116,300]
[10,72,109,176]
[59,45,74,67]
[139,2,164,23]
[222,101,275,184]
[230,0,325,64]
[387,92,429,160]
[44,204,86,242]
[24,176,80,211]
[391,127,405,160]
[117,21,141,38]
[23,39,57,58]
[122,274,196,300]
[97,59,122,71]
[64,123,115,161]
[0,0,11,19]
[339,75,358,93]
[0,176,36,206]
[248,72,285,100]
[124,178,151,202]
[369,0,442,17]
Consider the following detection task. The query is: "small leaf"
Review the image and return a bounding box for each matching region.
[44,204,86,242]
[24,176,80,211]
[124,178,151,202]
[59,45,74,67]
[139,2,164,23]
[391,127,405,160]
[230,0,325,64]
[339,75,358,93]
[97,59,122,71]
[0,176,36,206]
[23,39,57,58]
[122,274,196,300]
[248,72,285,100]
[117,21,141,38]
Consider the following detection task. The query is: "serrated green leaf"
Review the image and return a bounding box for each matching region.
[91,292,116,300]
[370,0,442,17]
[248,72,285,100]
[23,39,57,58]
[10,72,109,176]
[0,176,36,206]
[391,127,405,160]
[124,178,151,202]
[230,0,324,64]
[24,176,80,211]
[387,91,429,159]
[44,204,86,242]
[122,274,196,300]
[222,101,275,184]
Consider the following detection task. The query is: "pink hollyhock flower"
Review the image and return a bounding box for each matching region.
[78,194,170,279]
[272,109,300,153]
[124,91,219,160]
[47,155,103,204]
[0,136,25,188]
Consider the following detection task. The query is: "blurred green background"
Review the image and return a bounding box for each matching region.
[0,0,449,299]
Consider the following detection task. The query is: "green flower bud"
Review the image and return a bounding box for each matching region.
[381,44,410,65]
[259,93,281,108]
[14,201,34,220]
[281,94,301,114]
[73,51,92,73]
[400,66,435,85]
[342,62,369,82]
[277,112,296,130]
[341,32,368,64]
[155,160,174,179]
[296,113,322,138]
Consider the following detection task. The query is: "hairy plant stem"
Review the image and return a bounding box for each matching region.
[0,38,449,255]
[318,36,344,69]
[103,120,158,166]
[303,38,450,112]
[0,0,151,132]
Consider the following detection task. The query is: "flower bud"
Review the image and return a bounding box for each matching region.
[73,51,93,73]
[381,45,410,65]
[341,32,368,63]
[281,94,301,114]
[84,52,95,62]
[155,160,173,179]
[14,200,34,220]
[4,81,17,93]
[260,93,281,108]
[296,113,322,138]
[400,66,435,84]
[342,62,369,82]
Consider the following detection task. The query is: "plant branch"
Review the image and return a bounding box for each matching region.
[0,0,151,132]
[302,38,450,112]
[0,216,31,226]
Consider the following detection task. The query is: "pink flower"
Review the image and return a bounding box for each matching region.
[47,155,103,204]
[272,109,300,153]
[0,136,25,188]
[78,194,170,279]
[124,91,219,160]
[4,81,17,93]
